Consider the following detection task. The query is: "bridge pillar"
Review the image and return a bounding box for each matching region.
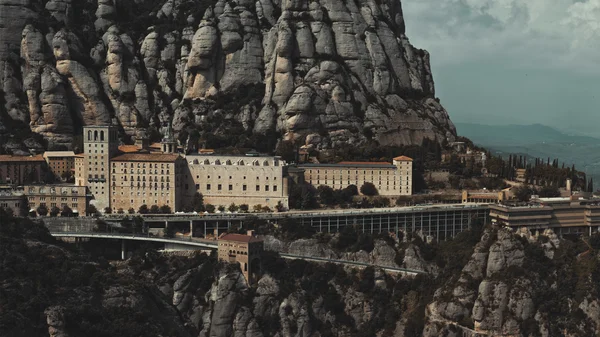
[121,240,126,260]
[190,220,193,237]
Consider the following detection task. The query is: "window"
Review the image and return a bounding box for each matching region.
[228,184,232,191]
[265,185,269,191]
[273,186,277,192]
[243,185,247,191]
[256,185,260,191]
[218,184,222,191]
[207,184,211,190]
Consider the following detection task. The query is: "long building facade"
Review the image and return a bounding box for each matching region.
[299,156,413,196]
[184,154,289,209]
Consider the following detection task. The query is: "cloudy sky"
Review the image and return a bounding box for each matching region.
[402,0,600,136]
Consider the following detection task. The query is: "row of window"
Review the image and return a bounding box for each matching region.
[191,159,279,166]
[205,184,278,192]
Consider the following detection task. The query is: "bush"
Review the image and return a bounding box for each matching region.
[117,208,124,214]
[228,203,239,213]
[217,205,225,212]
[239,204,249,212]
[275,201,286,212]
[138,204,149,214]
[36,205,48,216]
[318,185,336,205]
[360,182,378,196]
[49,206,60,217]
[86,205,98,216]
[513,185,534,202]
[61,205,73,217]
[128,207,135,214]
[150,205,161,214]
[104,207,112,214]
[159,205,172,214]
[205,204,215,213]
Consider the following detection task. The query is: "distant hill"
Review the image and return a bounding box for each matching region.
[456,122,600,183]
[455,123,600,146]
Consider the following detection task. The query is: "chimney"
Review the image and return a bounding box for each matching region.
[247,230,255,237]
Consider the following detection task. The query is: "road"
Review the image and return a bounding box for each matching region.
[50,231,426,275]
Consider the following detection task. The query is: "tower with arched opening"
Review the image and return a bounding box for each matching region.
[217,232,263,284]
[82,125,118,210]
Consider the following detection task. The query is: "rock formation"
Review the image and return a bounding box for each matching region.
[0,0,456,151]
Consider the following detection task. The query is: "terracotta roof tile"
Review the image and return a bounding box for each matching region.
[338,161,391,165]
[118,145,141,153]
[219,233,263,243]
[393,156,413,161]
[111,153,181,162]
[0,154,45,162]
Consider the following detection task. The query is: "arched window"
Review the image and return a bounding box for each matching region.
[94,130,98,140]
[100,131,104,141]
[238,160,245,165]
[88,130,92,140]
[253,160,259,166]
[214,159,221,165]
[263,160,269,166]
[161,177,164,182]
[226,160,232,165]
[204,159,210,165]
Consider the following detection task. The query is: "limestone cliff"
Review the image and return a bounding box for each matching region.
[0,0,455,151]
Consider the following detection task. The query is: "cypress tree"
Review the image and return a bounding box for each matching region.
[588,178,594,193]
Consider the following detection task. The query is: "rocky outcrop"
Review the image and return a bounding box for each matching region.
[0,0,455,151]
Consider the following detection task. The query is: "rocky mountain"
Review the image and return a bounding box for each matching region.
[3,212,600,336]
[0,0,456,153]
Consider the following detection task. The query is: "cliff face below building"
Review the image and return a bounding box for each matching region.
[0,0,456,152]
[3,214,600,337]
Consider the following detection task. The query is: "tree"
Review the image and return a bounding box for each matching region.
[132,216,144,233]
[128,207,135,214]
[275,140,297,163]
[360,182,378,196]
[61,205,73,217]
[117,208,124,214]
[239,204,249,212]
[589,178,594,193]
[138,204,149,214]
[513,185,534,202]
[104,207,112,214]
[538,185,560,198]
[36,204,48,216]
[150,205,161,214]
[190,192,204,212]
[86,204,98,216]
[289,182,318,210]
[317,185,336,206]
[159,205,172,214]
[49,206,60,217]
[228,203,239,213]
[205,204,215,213]
[217,205,226,212]
[253,204,263,212]
[19,195,29,217]
[275,201,286,212]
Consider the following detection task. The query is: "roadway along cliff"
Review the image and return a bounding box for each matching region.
[0,0,456,153]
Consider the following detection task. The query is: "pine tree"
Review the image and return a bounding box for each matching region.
[588,178,594,193]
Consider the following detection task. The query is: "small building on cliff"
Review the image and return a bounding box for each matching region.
[218,232,263,284]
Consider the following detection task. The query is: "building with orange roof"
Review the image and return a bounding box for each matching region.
[298,155,413,196]
[218,231,264,283]
[0,154,45,185]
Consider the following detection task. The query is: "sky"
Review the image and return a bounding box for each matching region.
[402,0,600,136]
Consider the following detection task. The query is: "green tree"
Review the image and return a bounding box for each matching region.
[104,207,112,214]
[360,182,378,196]
[205,204,215,213]
[19,195,29,217]
[36,204,48,216]
[61,205,73,217]
[217,205,226,212]
[138,204,149,214]
[128,207,135,214]
[538,185,560,198]
[228,203,239,213]
[317,185,336,206]
[253,204,263,212]
[275,201,286,212]
[86,204,98,216]
[117,208,124,214]
[159,205,172,214]
[239,204,249,212]
[190,192,204,212]
[150,205,161,214]
[513,185,534,202]
[132,216,144,233]
[49,206,60,217]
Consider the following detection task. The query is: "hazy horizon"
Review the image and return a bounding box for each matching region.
[402,0,600,138]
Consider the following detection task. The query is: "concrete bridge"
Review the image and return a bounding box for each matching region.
[50,231,426,275]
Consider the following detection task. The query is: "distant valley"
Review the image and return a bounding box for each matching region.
[456,122,600,184]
